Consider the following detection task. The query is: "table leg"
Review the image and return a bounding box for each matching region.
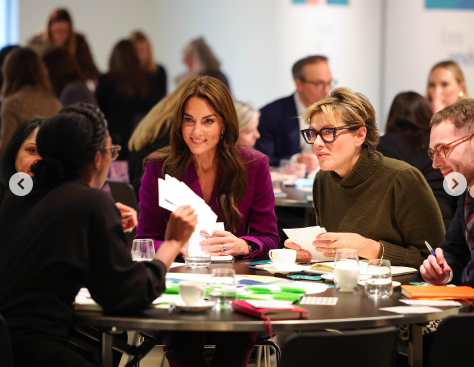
[101,331,113,367]
[409,324,423,367]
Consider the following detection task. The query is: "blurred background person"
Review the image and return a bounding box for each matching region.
[96,39,159,160]
[128,79,191,193]
[29,8,100,84]
[0,45,19,96]
[130,30,167,103]
[427,60,468,114]
[234,101,261,147]
[175,37,230,91]
[378,91,457,230]
[42,47,96,107]
[0,47,61,153]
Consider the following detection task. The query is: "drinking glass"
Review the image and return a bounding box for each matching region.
[185,231,211,269]
[365,259,393,298]
[333,249,360,292]
[209,268,237,309]
[131,239,155,261]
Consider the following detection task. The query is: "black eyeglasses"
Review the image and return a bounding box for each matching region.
[300,125,361,144]
[102,144,122,161]
[300,78,337,91]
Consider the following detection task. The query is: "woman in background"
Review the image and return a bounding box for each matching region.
[0,47,61,152]
[378,91,457,229]
[130,30,167,103]
[136,76,278,366]
[128,79,191,191]
[96,40,157,160]
[43,47,96,106]
[175,37,230,91]
[234,101,261,147]
[427,60,468,113]
[30,8,100,83]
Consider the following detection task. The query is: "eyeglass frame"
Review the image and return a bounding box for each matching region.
[102,144,122,161]
[427,132,474,160]
[300,125,362,145]
[299,78,337,90]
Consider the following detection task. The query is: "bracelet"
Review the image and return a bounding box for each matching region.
[379,241,385,259]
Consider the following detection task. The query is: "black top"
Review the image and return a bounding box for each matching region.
[128,122,171,196]
[0,178,166,365]
[377,132,457,229]
[96,68,167,160]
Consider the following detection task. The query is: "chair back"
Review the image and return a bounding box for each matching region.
[0,314,15,367]
[280,327,397,367]
[429,313,474,367]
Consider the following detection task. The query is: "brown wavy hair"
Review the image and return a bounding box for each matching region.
[146,76,247,232]
[46,8,77,55]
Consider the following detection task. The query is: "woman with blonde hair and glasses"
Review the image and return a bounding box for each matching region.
[427,60,468,113]
[285,87,444,268]
[136,76,278,366]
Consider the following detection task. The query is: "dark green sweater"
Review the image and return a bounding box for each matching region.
[313,148,445,268]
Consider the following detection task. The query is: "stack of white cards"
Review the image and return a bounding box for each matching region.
[158,175,218,240]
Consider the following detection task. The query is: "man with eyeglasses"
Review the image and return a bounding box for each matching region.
[420,98,474,286]
[255,55,335,174]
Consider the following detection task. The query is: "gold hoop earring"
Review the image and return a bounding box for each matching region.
[459,91,464,98]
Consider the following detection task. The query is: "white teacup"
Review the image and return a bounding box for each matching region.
[269,249,297,266]
[179,281,206,305]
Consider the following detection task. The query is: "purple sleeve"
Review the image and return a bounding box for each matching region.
[241,155,280,258]
[136,161,169,250]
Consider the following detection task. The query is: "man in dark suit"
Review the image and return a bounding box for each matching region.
[420,99,474,286]
[255,55,334,170]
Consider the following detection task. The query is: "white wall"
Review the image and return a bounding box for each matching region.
[383,0,474,128]
[152,0,383,119]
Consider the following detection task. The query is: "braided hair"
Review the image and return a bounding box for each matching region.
[32,103,108,183]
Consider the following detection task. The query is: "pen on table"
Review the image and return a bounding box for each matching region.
[292,294,306,305]
[425,241,444,269]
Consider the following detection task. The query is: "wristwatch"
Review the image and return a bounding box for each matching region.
[247,241,257,254]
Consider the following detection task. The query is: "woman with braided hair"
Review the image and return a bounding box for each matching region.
[0,103,198,367]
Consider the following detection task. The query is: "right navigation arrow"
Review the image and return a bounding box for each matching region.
[452,179,459,190]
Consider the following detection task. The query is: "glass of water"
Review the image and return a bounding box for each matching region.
[365,259,393,298]
[131,239,155,261]
[209,268,237,309]
[333,249,360,292]
[185,231,211,269]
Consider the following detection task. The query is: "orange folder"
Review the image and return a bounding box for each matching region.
[401,285,474,300]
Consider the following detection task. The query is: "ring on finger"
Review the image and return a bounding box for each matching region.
[222,245,227,252]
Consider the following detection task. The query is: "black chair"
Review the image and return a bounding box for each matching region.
[428,313,474,367]
[280,327,398,367]
[0,314,15,367]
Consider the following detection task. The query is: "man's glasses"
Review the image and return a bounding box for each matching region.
[301,78,337,91]
[102,144,122,161]
[427,133,474,160]
[301,125,361,144]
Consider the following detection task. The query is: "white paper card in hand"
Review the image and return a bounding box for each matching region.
[283,226,332,261]
[158,179,177,212]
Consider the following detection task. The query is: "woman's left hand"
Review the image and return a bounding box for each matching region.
[115,202,138,233]
[207,230,249,256]
[313,232,380,259]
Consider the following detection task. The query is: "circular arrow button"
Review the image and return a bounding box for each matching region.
[443,172,467,197]
[9,172,33,196]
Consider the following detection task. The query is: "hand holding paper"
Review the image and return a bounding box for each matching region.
[283,226,333,262]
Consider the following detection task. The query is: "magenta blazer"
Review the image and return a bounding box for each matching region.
[136,145,280,258]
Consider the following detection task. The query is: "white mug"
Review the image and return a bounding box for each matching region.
[179,281,206,305]
[269,249,297,265]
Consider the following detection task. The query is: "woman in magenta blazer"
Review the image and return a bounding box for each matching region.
[135,76,279,367]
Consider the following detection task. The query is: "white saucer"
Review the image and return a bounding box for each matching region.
[265,264,307,275]
[175,300,215,312]
[320,273,400,287]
